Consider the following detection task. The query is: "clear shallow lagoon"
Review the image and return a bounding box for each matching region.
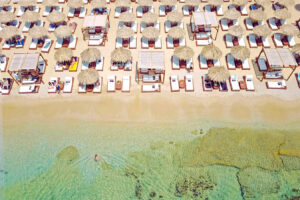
[1,119,300,200]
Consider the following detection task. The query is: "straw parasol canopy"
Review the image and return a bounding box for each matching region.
[201,45,222,60]
[280,24,300,36]
[47,10,66,23]
[249,8,267,22]
[0,0,10,6]
[81,48,101,63]
[291,44,300,55]
[185,0,200,6]
[18,0,35,7]
[54,48,73,62]
[174,46,194,60]
[208,66,229,82]
[141,12,158,24]
[230,46,250,60]
[0,12,16,23]
[111,47,131,63]
[54,25,72,38]
[119,12,135,22]
[91,0,106,8]
[168,27,185,39]
[274,8,291,19]
[228,25,245,37]
[224,8,241,20]
[42,0,58,6]
[67,0,83,8]
[142,27,159,40]
[0,26,19,40]
[138,0,153,6]
[167,11,183,23]
[116,27,134,38]
[207,0,223,6]
[232,0,248,6]
[29,26,48,39]
[21,11,40,23]
[276,0,295,7]
[253,24,272,37]
[255,0,271,6]
[116,0,131,7]
[160,0,177,6]
[77,68,99,85]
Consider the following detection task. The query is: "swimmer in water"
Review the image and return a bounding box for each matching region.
[94,154,100,161]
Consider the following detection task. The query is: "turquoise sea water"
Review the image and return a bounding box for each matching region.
[0,119,300,199]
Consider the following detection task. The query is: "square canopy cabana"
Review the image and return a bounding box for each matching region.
[258,48,297,80]
[82,15,110,40]
[8,53,46,85]
[137,51,165,83]
[190,11,219,40]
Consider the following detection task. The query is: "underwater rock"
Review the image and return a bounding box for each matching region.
[56,146,79,163]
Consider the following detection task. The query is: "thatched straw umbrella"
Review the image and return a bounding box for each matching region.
[21,11,40,23]
[276,0,295,7]
[81,48,101,63]
[253,24,272,37]
[116,0,131,7]
[168,27,185,39]
[280,24,300,36]
[116,27,134,39]
[29,26,48,39]
[207,0,223,6]
[208,66,229,82]
[142,27,159,40]
[111,47,131,63]
[47,10,66,24]
[174,46,194,60]
[54,25,72,38]
[42,0,58,6]
[291,44,300,55]
[0,0,10,7]
[0,26,19,40]
[67,0,83,8]
[119,12,135,23]
[224,8,241,20]
[185,0,200,6]
[54,48,73,63]
[141,12,158,24]
[274,8,291,19]
[255,0,271,6]
[230,46,250,61]
[249,8,267,22]
[167,11,183,24]
[0,12,15,23]
[161,0,176,6]
[201,45,222,60]
[18,0,35,7]
[228,25,245,37]
[91,0,106,8]
[77,68,99,85]
[138,0,153,6]
[232,0,247,6]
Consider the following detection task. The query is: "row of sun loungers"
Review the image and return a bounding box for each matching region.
[164,21,184,32]
[141,37,162,49]
[137,6,154,18]
[114,7,133,18]
[17,6,39,17]
[224,34,245,48]
[226,54,250,70]
[229,75,254,91]
[2,35,26,49]
[115,36,137,49]
[267,18,286,30]
[55,36,78,49]
[204,5,223,16]
[140,22,160,32]
[247,34,270,48]
[220,18,238,31]
[118,21,138,33]
[29,38,52,52]
[199,54,220,69]
[67,7,86,18]
[272,33,295,48]
[172,56,193,70]
[159,5,177,17]
[166,37,186,49]
[82,58,104,71]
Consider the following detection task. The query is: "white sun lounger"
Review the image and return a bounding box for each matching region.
[142,83,160,92]
[107,76,116,92]
[262,37,270,48]
[199,54,208,69]
[172,56,180,70]
[185,75,194,92]
[141,37,149,48]
[88,37,103,46]
[244,75,254,91]
[68,36,77,49]
[78,84,86,93]
[248,34,257,48]
[116,37,123,48]
[217,5,223,16]
[258,57,267,71]
[187,58,193,70]
[155,36,162,49]
[240,5,247,15]
[226,54,236,70]
[79,7,86,18]
[273,33,283,48]
[196,38,212,46]
[225,34,234,48]
[245,18,253,30]
[288,36,295,47]
[48,77,58,93]
[29,39,38,50]
[122,76,130,92]
[41,39,52,53]
[179,38,186,46]
[19,84,37,94]
[17,6,25,17]
[242,59,250,70]
[63,77,73,93]
[0,56,7,72]
[81,61,89,70]
[55,38,63,49]
[220,18,229,31]
[166,37,174,48]
[266,80,286,89]
[93,77,102,93]
[129,36,137,49]
[68,8,75,18]
[230,75,240,91]
[96,58,103,71]
[268,18,278,30]
[170,75,179,92]
[238,37,245,46]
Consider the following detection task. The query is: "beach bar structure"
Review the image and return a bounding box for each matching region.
[81,15,109,44]
[137,51,165,83]
[257,48,297,80]
[190,11,219,41]
[8,53,46,85]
